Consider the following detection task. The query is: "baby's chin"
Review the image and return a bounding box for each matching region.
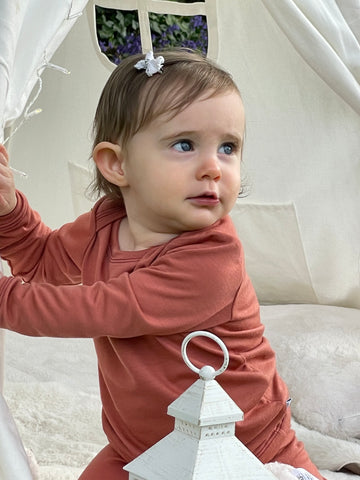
[180,216,227,233]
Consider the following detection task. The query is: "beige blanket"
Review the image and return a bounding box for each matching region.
[2,303,359,479]
[261,304,360,477]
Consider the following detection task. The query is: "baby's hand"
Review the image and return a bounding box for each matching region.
[265,462,320,480]
[0,145,17,216]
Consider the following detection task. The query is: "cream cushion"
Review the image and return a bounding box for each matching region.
[261,304,360,473]
[261,304,360,440]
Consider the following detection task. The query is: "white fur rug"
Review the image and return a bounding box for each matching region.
[3,303,360,479]
[3,333,106,479]
[261,304,360,476]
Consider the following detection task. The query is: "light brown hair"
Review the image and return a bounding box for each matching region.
[90,48,241,203]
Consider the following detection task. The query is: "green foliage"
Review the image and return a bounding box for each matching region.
[96,7,208,64]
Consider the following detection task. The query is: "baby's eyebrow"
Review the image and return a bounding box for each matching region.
[161,131,243,145]
[225,133,243,146]
[161,130,196,140]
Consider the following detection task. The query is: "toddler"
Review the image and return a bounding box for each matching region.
[0,49,322,480]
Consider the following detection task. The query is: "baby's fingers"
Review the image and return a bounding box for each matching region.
[0,146,13,181]
[0,145,9,164]
[0,144,17,215]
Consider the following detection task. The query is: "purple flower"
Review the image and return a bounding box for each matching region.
[191,15,205,28]
[182,40,197,50]
[168,24,180,33]
[97,9,208,64]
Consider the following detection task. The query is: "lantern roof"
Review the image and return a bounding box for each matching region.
[124,331,278,480]
[167,374,243,426]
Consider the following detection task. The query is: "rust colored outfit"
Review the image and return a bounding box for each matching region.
[0,192,321,479]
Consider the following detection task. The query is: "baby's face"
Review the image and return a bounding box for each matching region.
[121,90,245,239]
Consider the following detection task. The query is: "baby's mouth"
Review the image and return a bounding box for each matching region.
[188,192,220,205]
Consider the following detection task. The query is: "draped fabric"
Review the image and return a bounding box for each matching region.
[0,1,88,478]
[220,0,360,308]
[262,0,360,116]
[0,0,88,140]
[0,394,34,480]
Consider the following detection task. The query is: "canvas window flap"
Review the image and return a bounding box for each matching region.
[231,202,318,305]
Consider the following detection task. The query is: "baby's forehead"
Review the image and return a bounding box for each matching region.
[139,91,245,144]
[141,85,240,124]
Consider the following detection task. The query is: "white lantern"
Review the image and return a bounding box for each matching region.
[124,331,278,480]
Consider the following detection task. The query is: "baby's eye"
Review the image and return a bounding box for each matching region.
[219,143,235,155]
[173,140,193,152]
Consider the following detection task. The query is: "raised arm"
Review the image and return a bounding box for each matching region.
[0,190,94,285]
[0,225,256,340]
[0,145,92,285]
[0,145,17,216]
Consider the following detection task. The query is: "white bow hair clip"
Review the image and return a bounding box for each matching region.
[134,51,164,77]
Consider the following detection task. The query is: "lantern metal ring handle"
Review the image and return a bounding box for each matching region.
[181,331,229,380]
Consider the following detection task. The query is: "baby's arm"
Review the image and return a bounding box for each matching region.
[0,145,88,284]
[0,192,89,285]
[0,145,17,216]
[0,234,253,339]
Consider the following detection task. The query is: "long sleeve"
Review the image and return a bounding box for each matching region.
[0,223,248,339]
[0,193,296,469]
[0,191,92,284]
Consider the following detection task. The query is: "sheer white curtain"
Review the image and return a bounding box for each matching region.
[0,0,88,140]
[261,0,360,115]
[218,0,360,308]
[0,1,88,478]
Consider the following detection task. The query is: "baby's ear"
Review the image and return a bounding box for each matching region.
[92,142,128,187]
